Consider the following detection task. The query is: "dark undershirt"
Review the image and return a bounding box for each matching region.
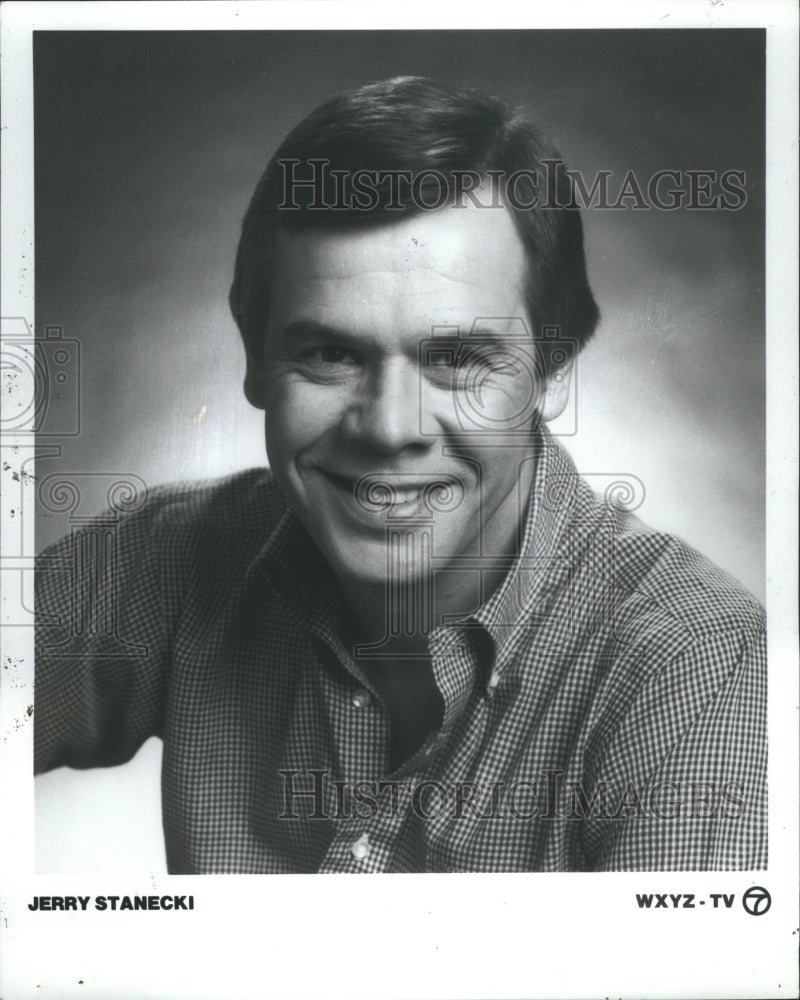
[360,657,444,771]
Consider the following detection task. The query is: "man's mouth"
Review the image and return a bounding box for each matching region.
[316,469,458,512]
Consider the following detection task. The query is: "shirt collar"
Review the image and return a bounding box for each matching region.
[469,424,583,682]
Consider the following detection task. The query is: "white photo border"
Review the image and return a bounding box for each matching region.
[1,3,797,999]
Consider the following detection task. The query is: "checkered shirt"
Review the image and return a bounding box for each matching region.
[35,428,767,872]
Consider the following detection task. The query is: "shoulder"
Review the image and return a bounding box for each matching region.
[139,467,287,534]
[551,459,766,704]
[573,510,766,788]
[38,468,291,582]
[124,468,290,568]
[537,433,764,665]
[79,469,293,617]
[586,511,766,730]
[609,511,765,645]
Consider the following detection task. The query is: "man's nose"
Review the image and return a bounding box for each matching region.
[343,358,429,454]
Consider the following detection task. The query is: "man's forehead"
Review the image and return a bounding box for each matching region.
[268,198,528,333]
[272,198,526,283]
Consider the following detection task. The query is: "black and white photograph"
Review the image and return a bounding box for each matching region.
[1,3,797,998]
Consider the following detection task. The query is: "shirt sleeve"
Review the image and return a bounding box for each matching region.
[34,499,173,773]
[582,626,767,871]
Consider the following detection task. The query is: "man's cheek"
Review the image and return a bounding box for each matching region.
[266,381,326,434]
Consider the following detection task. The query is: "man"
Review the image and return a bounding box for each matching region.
[35,77,766,872]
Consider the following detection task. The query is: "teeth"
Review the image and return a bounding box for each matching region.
[390,488,422,505]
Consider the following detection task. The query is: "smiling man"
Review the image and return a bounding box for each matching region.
[35,77,767,872]
[254,201,555,771]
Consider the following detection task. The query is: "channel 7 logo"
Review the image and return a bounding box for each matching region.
[0,319,81,436]
[418,318,577,436]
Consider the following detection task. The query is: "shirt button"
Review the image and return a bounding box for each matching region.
[351,833,370,860]
[488,670,500,691]
[351,689,371,709]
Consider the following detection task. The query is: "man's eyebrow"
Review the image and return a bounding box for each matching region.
[282,319,345,339]
[279,320,527,349]
[464,326,510,346]
[449,325,530,347]
[280,320,364,346]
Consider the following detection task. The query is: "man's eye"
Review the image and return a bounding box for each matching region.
[425,347,521,376]
[425,352,455,368]
[461,348,522,374]
[300,346,361,370]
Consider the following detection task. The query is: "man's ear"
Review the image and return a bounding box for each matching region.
[539,356,574,422]
[243,351,266,410]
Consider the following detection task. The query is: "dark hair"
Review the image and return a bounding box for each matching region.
[229,76,599,365]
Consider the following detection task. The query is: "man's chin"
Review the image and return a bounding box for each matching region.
[328,553,432,589]
[314,535,434,589]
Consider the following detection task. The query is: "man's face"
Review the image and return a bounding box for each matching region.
[252,200,566,587]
